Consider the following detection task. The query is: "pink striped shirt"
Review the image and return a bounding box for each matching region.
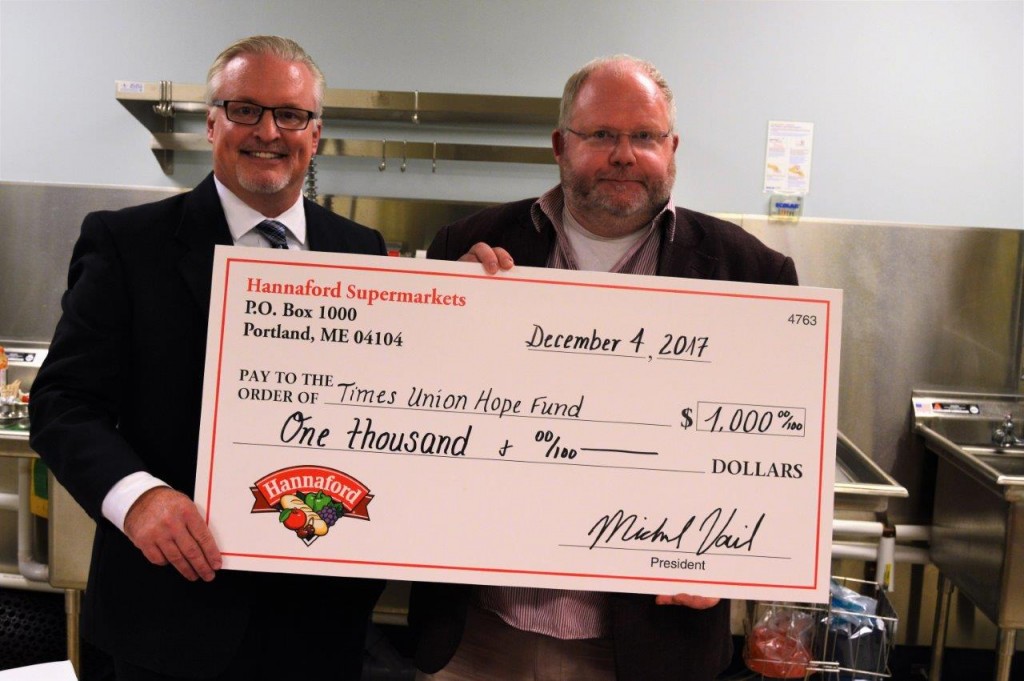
[477,185,677,639]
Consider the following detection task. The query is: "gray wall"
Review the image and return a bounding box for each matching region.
[1,0,1021,228]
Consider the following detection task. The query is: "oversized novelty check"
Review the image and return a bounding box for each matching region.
[196,246,841,602]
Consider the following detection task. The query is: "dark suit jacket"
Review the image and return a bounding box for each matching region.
[30,174,387,677]
[412,198,798,681]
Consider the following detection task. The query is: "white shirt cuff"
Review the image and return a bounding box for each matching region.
[101,472,168,533]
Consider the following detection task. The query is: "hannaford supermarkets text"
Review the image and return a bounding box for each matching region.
[245,278,466,307]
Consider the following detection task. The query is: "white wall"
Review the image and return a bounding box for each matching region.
[1,0,1021,227]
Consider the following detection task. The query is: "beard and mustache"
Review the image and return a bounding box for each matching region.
[559,155,675,228]
[239,173,290,195]
[236,145,298,195]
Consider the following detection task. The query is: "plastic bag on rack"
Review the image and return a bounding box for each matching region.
[744,605,814,679]
[826,580,888,680]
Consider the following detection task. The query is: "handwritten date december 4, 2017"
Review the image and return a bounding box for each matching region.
[526,324,709,359]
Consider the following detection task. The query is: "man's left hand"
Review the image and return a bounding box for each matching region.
[458,242,514,274]
[654,594,721,609]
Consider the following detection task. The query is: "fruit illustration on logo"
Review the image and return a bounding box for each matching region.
[279,507,306,532]
[303,490,344,527]
[280,494,328,537]
[253,467,372,546]
[304,491,330,513]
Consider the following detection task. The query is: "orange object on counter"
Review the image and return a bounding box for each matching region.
[744,607,815,679]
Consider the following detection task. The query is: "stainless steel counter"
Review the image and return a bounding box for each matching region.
[835,430,908,516]
[913,389,1023,681]
[0,428,91,673]
[0,429,95,590]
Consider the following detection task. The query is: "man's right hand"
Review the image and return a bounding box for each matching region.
[458,242,515,274]
[123,486,222,582]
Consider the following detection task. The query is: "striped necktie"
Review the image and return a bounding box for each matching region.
[255,219,289,249]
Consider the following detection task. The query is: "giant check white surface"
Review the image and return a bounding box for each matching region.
[196,247,841,602]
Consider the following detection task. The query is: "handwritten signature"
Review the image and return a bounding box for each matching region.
[587,507,765,555]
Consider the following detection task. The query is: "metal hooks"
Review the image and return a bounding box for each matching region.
[432,142,437,174]
[154,80,174,118]
[400,140,407,172]
[153,80,175,173]
[412,91,420,125]
[379,140,387,171]
[304,156,318,200]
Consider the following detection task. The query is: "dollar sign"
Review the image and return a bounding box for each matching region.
[680,407,693,429]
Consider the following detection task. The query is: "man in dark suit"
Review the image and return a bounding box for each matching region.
[30,36,386,680]
[411,55,797,681]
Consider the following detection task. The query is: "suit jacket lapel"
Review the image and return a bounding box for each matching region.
[304,199,334,252]
[657,208,717,280]
[175,174,233,317]
[507,208,556,267]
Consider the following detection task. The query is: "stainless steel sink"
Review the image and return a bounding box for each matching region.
[971,451,1024,478]
[834,431,907,515]
[913,393,1024,498]
[913,389,1024,681]
[923,415,1024,450]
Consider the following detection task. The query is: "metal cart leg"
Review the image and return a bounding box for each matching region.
[930,572,954,681]
[994,627,1016,681]
[65,588,81,674]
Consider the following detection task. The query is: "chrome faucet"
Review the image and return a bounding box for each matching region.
[992,413,1024,447]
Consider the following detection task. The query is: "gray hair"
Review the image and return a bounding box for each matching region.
[206,35,326,115]
[558,54,676,131]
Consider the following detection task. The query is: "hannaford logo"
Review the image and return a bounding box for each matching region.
[251,465,372,545]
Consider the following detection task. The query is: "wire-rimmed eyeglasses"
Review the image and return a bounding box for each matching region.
[564,128,671,150]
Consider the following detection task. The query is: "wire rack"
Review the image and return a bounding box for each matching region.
[742,576,899,680]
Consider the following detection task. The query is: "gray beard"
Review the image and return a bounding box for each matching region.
[560,164,674,225]
[238,171,291,196]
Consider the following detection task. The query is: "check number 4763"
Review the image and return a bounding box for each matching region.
[787,314,817,326]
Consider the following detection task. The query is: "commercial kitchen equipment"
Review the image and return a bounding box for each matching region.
[0,340,94,672]
[913,389,1024,681]
[835,431,907,518]
[745,575,900,680]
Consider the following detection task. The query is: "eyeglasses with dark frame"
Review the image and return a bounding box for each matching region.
[564,128,671,151]
[211,100,318,131]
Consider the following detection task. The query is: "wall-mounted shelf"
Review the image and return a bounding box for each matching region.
[115,80,560,175]
[149,133,555,166]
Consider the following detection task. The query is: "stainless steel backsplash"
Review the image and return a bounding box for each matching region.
[2,181,1022,524]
